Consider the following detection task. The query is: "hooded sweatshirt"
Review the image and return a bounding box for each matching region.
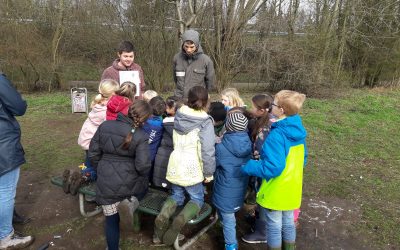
[106,95,132,120]
[166,105,216,186]
[242,114,308,210]
[78,103,107,150]
[101,59,145,99]
[173,30,215,98]
[212,131,252,213]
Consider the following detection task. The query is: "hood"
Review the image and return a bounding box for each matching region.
[112,59,136,71]
[174,105,210,134]
[116,112,133,125]
[181,29,204,57]
[88,103,107,126]
[273,114,307,142]
[222,131,252,158]
[107,95,132,114]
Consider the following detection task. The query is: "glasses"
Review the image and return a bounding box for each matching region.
[272,103,281,108]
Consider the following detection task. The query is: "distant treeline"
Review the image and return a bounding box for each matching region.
[0,0,399,96]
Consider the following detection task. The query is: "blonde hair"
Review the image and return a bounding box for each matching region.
[221,88,244,107]
[116,82,137,102]
[274,90,306,116]
[143,90,158,102]
[91,79,119,107]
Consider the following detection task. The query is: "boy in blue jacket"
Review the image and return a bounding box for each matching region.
[212,110,252,250]
[242,90,307,250]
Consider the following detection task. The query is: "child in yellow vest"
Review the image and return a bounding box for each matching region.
[154,86,215,246]
[242,90,307,250]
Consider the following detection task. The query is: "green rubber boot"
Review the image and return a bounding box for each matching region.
[154,198,177,242]
[162,201,201,245]
[283,241,295,250]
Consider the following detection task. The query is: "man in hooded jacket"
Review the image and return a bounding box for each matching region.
[173,29,215,99]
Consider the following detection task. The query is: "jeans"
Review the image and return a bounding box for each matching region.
[217,210,237,245]
[170,183,204,208]
[0,167,20,239]
[261,207,296,248]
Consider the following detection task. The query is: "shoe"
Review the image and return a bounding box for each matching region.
[62,169,71,194]
[163,201,200,246]
[225,243,238,250]
[69,171,83,195]
[242,218,267,244]
[0,230,34,249]
[154,198,177,241]
[13,209,31,225]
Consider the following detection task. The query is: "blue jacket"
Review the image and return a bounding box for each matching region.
[242,115,307,180]
[242,114,307,210]
[0,73,27,176]
[143,115,163,163]
[212,131,252,213]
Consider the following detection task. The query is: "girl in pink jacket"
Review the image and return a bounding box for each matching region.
[77,79,119,181]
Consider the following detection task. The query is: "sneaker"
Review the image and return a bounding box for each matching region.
[62,169,71,194]
[69,171,83,195]
[242,230,268,244]
[0,231,34,249]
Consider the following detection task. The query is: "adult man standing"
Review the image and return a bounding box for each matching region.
[0,72,34,249]
[173,29,215,98]
[101,41,145,99]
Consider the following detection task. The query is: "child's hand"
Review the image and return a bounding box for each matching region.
[204,176,214,183]
[215,136,222,144]
[253,150,260,160]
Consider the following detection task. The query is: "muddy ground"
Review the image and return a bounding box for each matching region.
[13,168,378,250]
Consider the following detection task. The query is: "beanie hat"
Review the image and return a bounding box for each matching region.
[225,112,248,132]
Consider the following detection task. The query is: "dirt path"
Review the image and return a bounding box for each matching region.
[12,168,378,250]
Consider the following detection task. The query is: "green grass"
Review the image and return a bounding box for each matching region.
[17,88,400,248]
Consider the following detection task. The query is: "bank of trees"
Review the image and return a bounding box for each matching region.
[0,0,399,95]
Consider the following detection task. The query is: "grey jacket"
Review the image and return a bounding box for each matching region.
[0,73,27,176]
[173,30,215,98]
[173,105,216,178]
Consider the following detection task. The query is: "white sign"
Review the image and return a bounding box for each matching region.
[119,70,140,96]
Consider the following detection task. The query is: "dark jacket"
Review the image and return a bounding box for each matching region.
[88,113,151,205]
[212,131,252,213]
[152,116,174,188]
[0,73,27,176]
[173,30,215,98]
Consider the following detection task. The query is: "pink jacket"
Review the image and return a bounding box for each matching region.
[77,103,107,150]
[106,95,132,121]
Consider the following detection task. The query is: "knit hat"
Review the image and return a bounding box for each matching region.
[225,112,248,132]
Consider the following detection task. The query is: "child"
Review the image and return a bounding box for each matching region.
[106,81,136,120]
[143,90,158,102]
[67,79,119,195]
[221,88,245,110]
[153,96,183,189]
[208,101,227,142]
[154,86,215,246]
[242,94,274,244]
[212,110,252,250]
[143,96,166,169]
[88,100,153,250]
[242,90,307,250]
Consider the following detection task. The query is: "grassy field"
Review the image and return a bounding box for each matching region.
[17,87,400,248]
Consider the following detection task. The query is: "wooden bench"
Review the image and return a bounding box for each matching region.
[50,176,218,249]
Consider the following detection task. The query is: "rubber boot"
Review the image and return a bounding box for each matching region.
[154,198,177,243]
[62,169,70,194]
[283,241,295,250]
[241,218,267,244]
[162,201,201,245]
